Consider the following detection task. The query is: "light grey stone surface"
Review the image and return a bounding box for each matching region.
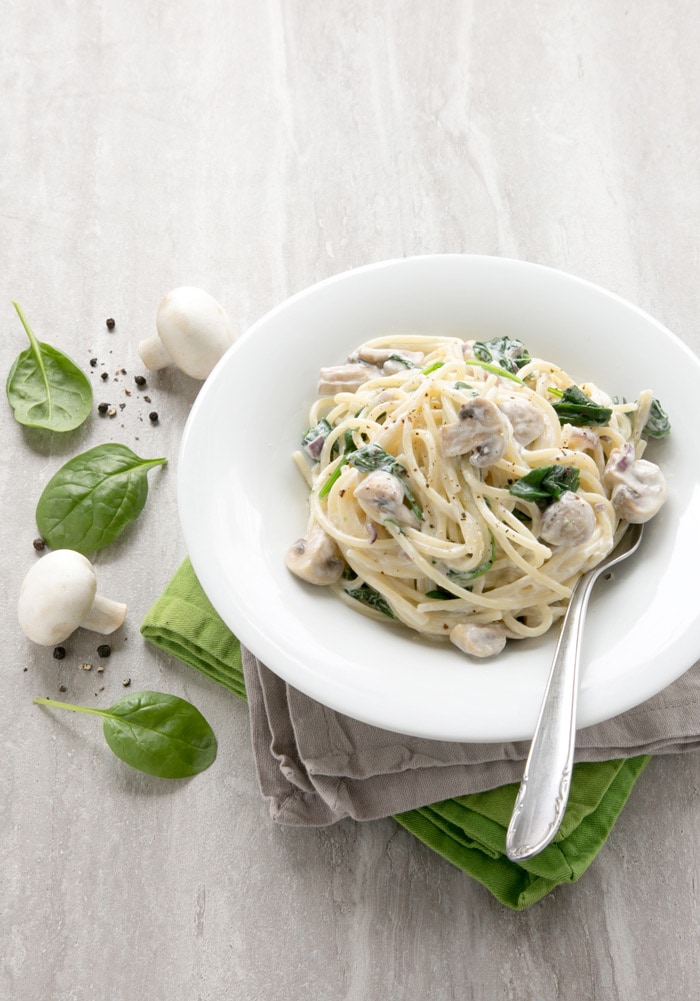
[1,2,698,999]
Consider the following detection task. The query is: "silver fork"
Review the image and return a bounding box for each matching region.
[505,522,644,862]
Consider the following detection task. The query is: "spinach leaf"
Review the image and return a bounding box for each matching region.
[301,417,332,459]
[643,398,671,439]
[347,443,422,521]
[36,443,167,553]
[388,354,418,369]
[509,464,580,505]
[445,535,496,587]
[550,385,612,427]
[6,302,93,431]
[345,582,395,618]
[472,336,531,375]
[34,691,217,778]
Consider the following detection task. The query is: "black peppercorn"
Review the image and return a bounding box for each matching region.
[149,411,159,423]
[89,357,98,367]
[106,318,115,330]
[134,375,147,387]
[97,402,109,414]
[32,537,46,551]
[97,644,111,658]
[101,372,109,381]
[53,646,66,660]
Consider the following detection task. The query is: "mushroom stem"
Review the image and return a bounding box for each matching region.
[138,334,174,371]
[81,594,127,634]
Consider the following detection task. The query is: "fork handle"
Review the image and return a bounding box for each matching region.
[505,569,598,862]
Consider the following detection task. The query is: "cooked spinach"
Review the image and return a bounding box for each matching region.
[550,385,612,427]
[345,582,395,618]
[643,398,671,439]
[36,443,167,553]
[347,443,422,521]
[6,302,93,431]
[444,535,496,587]
[301,417,332,459]
[509,464,580,505]
[388,354,418,369]
[472,336,531,375]
[34,691,217,778]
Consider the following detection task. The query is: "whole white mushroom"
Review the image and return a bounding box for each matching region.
[18,550,127,646]
[138,286,234,380]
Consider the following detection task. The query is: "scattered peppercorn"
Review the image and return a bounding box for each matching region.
[32,537,46,551]
[59,685,67,693]
[149,411,159,423]
[101,372,109,381]
[97,644,111,658]
[98,402,109,414]
[134,375,147,387]
[53,646,66,660]
[89,357,98,367]
[106,318,115,330]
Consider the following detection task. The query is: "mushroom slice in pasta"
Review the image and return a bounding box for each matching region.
[440,398,508,467]
[354,469,420,529]
[603,444,667,523]
[318,363,379,395]
[450,622,507,658]
[285,524,345,584]
[539,492,596,547]
[498,397,545,446]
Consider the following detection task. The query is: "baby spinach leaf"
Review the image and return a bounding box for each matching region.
[472,336,531,375]
[509,464,580,505]
[6,302,93,431]
[344,581,395,618]
[301,417,332,459]
[550,385,612,427]
[34,691,217,778]
[445,535,496,587]
[643,398,671,439]
[36,443,167,553]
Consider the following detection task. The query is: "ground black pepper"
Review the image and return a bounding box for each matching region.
[106,318,115,330]
[53,646,66,660]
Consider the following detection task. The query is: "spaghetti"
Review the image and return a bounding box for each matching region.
[286,334,668,657]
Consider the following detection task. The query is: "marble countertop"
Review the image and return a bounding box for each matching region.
[2,3,698,998]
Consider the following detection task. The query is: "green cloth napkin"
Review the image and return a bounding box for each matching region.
[141,558,649,910]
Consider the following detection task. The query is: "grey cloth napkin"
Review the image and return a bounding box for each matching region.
[242,648,700,826]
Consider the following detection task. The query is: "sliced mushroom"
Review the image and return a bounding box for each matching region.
[318,363,378,395]
[285,524,344,584]
[440,398,508,467]
[603,444,667,523]
[561,423,599,451]
[539,491,596,547]
[450,622,507,658]
[354,469,419,528]
[498,398,545,446]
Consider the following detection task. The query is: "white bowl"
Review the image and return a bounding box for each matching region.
[178,255,700,741]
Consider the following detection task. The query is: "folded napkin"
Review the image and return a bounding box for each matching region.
[141,558,700,909]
